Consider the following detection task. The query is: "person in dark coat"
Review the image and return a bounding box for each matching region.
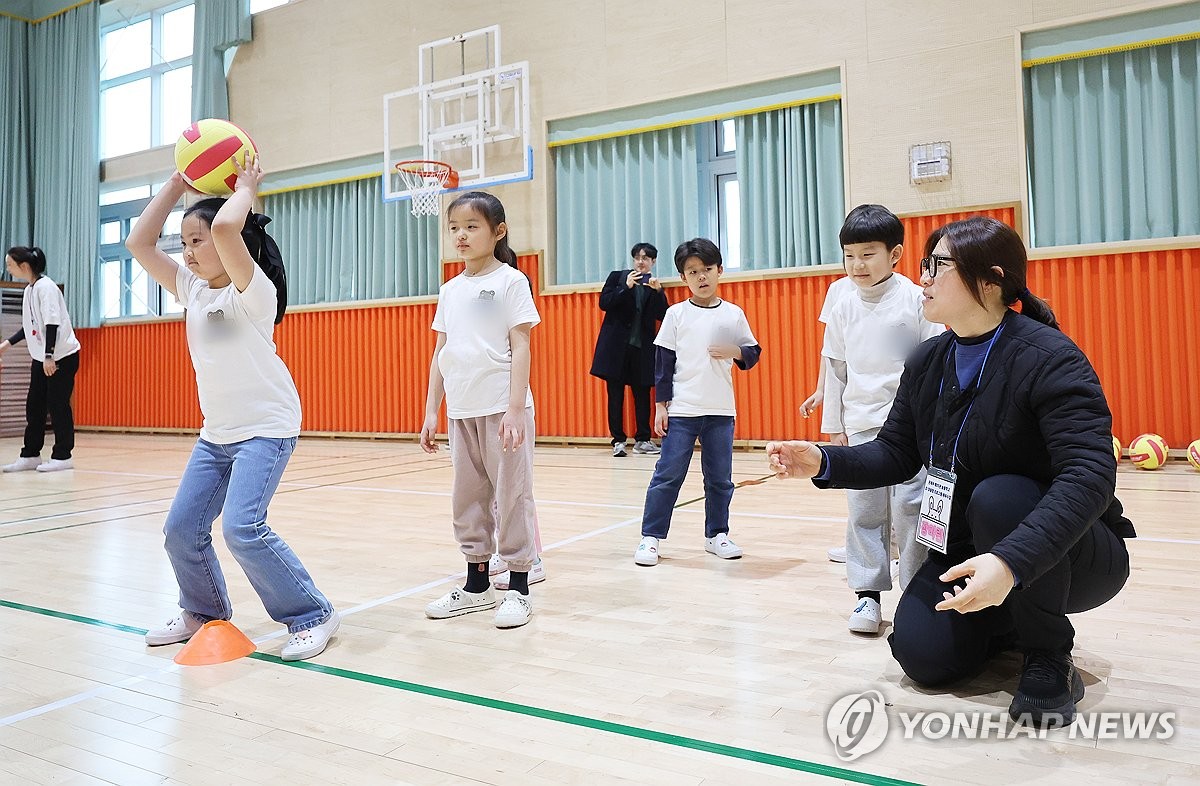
[766,217,1133,728]
[590,243,669,457]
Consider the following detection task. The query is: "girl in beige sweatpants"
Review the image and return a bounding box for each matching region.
[419,191,541,629]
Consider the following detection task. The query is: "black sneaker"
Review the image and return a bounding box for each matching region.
[1008,649,1085,728]
[612,442,627,458]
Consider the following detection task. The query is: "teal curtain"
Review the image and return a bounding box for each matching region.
[192,0,251,120]
[29,2,99,326]
[0,16,32,252]
[735,101,844,268]
[554,126,699,285]
[262,177,440,304]
[1025,39,1200,246]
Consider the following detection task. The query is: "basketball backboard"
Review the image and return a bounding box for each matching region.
[383,25,532,206]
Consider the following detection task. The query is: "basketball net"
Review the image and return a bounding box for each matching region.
[395,160,456,217]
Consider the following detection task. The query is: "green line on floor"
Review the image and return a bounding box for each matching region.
[0,598,148,636]
[250,651,918,785]
[1,529,916,786]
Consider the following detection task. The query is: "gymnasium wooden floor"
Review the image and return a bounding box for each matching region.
[1,433,1196,784]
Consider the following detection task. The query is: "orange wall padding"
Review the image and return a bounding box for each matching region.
[75,207,1200,447]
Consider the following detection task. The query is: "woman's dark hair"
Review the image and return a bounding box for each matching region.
[183,198,288,324]
[673,237,722,275]
[630,242,657,260]
[938,217,1058,329]
[839,204,904,250]
[6,246,47,277]
[446,190,517,268]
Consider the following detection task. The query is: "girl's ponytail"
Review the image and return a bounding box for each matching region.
[495,236,517,268]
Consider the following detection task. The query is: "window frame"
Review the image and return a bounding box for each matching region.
[99,196,185,320]
[99,0,194,160]
[698,119,741,269]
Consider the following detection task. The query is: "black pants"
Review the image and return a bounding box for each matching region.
[22,351,79,461]
[606,346,651,444]
[889,474,1129,687]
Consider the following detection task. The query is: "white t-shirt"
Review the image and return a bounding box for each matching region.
[654,299,757,417]
[432,264,541,419]
[822,273,944,435]
[21,276,81,361]
[818,276,856,324]
[177,265,301,444]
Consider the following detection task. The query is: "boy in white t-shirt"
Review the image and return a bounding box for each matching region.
[127,157,339,662]
[799,274,856,563]
[634,238,760,566]
[822,204,944,634]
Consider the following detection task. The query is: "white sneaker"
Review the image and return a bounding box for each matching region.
[634,536,660,566]
[827,546,847,563]
[36,458,73,472]
[145,612,205,646]
[281,612,341,661]
[632,440,660,454]
[2,456,40,473]
[705,534,743,559]
[494,590,533,628]
[612,442,628,458]
[425,587,496,619]
[848,597,882,634]
[488,553,507,576]
[493,559,546,590]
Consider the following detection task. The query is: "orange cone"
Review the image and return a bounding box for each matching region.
[174,620,256,665]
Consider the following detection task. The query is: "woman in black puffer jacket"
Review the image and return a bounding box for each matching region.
[767,217,1133,728]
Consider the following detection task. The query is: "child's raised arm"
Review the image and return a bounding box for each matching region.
[126,174,188,298]
[210,154,265,293]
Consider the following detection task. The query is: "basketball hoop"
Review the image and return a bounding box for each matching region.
[395,160,458,216]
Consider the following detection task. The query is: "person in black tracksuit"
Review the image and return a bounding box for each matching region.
[590,243,669,457]
[767,217,1133,728]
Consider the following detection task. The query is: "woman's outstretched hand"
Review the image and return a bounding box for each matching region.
[765,440,824,479]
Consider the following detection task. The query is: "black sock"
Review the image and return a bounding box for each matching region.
[508,571,529,595]
[464,561,490,593]
[856,591,881,604]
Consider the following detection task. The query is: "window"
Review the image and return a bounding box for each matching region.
[718,175,741,269]
[550,72,843,283]
[700,120,741,269]
[717,117,736,156]
[100,2,194,159]
[99,193,185,319]
[1022,4,1200,245]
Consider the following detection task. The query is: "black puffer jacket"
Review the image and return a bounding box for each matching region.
[817,310,1135,585]
[589,270,669,386]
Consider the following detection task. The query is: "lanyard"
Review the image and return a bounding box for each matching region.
[928,323,1006,473]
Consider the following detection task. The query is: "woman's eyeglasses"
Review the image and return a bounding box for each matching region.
[920,254,956,279]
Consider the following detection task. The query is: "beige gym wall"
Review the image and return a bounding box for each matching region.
[227,0,1185,257]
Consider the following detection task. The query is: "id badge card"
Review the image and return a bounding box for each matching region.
[916,467,956,553]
